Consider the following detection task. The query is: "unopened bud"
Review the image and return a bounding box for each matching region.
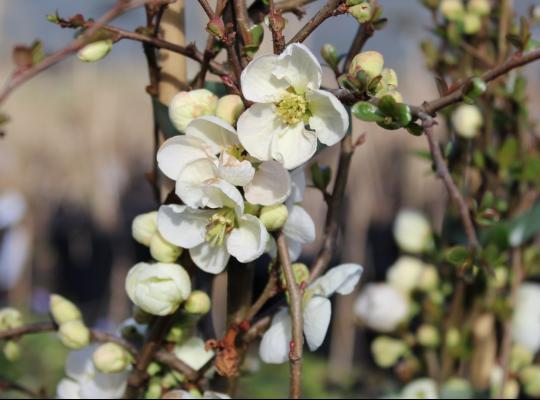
[93,342,129,373]
[259,204,288,232]
[371,336,408,368]
[463,13,482,35]
[346,0,366,5]
[446,328,461,349]
[169,89,218,133]
[0,308,23,331]
[166,324,185,343]
[468,0,491,16]
[132,211,158,247]
[184,291,212,315]
[145,377,163,400]
[376,88,404,103]
[452,104,483,139]
[150,232,182,263]
[58,320,90,349]
[321,44,339,70]
[78,40,113,63]
[281,263,310,289]
[349,51,384,79]
[417,324,440,348]
[216,95,245,126]
[206,17,226,39]
[349,3,372,23]
[492,266,508,289]
[380,68,398,88]
[3,341,20,362]
[439,0,465,21]
[521,366,540,397]
[50,294,82,325]
[510,344,533,373]
[418,265,439,292]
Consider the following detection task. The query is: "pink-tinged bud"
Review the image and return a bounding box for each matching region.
[207,17,226,40]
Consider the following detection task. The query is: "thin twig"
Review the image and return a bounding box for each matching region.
[245,264,279,321]
[287,0,346,45]
[196,0,215,19]
[277,233,304,399]
[343,24,374,74]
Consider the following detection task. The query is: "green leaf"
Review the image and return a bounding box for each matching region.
[497,137,519,170]
[508,202,540,246]
[351,102,385,122]
[506,33,524,50]
[310,162,332,192]
[406,122,424,136]
[446,246,471,267]
[31,41,45,65]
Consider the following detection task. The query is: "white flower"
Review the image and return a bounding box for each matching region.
[452,104,483,139]
[158,204,268,274]
[512,283,540,353]
[237,43,349,170]
[174,337,214,371]
[387,256,426,294]
[401,378,439,399]
[355,283,409,333]
[56,346,128,399]
[259,264,363,364]
[393,209,432,254]
[125,262,192,316]
[158,117,291,208]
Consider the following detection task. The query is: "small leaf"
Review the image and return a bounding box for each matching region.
[506,33,524,50]
[351,102,385,122]
[509,202,540,246]
[31,41,45,65]
[367,75,383,95]
[310,162,332,192]
[446,246,471,267]
[406,122,424,136]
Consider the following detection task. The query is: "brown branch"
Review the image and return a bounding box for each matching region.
[233,0,252,54]
[0,0,173,107]
[277,233,304,399]
[0,322,55,340]
[154,350,198,381]
[245,263,279,322]
[268,0,287,55]
[343,24,374,73]
[196,0,215,19]
[309,134,356,282]
[276,0,318,15]
[287,0,346,45]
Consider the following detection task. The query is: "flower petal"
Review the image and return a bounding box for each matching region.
[287,238,304,262]
[311,263,364,298]
[186,116,240,155]
[289,168,307,204]
[80,371,128,399]
[157,136,211,181]
[190,243,230,274]
[157,205,211,249]
[57,379,81,400]
[271,123,318,170]
[203,179,245,213]
[259,308,292,364]
[244,161,292,206]
[241,55,289,103]
[176,158,220,209]
[273,43,322,94]
[174,337,215,371]
[283,205,316,244]
[227,214,269,263]
[218,153,256,187]
[307,89,349,146]
[237,103,280,162]
[66,346,95,381]
[303,297,331,351]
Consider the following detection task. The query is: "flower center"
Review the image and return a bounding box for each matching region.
[224,144,246,161]
[205,208,236,247]
[276,93,308,125]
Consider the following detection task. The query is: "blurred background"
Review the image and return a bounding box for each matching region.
[0,0,539,398]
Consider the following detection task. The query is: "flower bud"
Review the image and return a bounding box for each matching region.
[166,324,185,343]
[184,291,212,315]
[145,377,163,400]
[387,256,425,294]
[169,89,218,133]
[281,263,310,289]
[463,13,482,35]
[510,344,533,373]
[58,320,90,349]
[393,209,432,254]
[468,0,491,16]
[3,341,20,362]
[349,3,372,23]
[418,265,440,292]
[441,378,473,399]
[349,51,384,80]
[321,44,339,70]
[126,262,192,316]
[132,211,158,247]
[77,40,113,63]
[439,0,465,21]
[259,204,289,232]
[492,266,508,289]
[452,104,483,139]
[206,17,226,39]
[402,379,439,400]
[520,366,540,397]
[371,336,408,368]
[346,0,366,5]
[216,95,245,126]
[150,232,182,263]
[375,88,404,103]
[446,328,461,349]
[381,68,398,88]
[92,342,130,373]
[417,324,440,348]
[50,294,82,325]
[0,308,23,331]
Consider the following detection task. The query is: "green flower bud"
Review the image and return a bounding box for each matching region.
[417,324,440,348]
[0,308,23,331]
[439,0,465,21]
[468,0,491,16]
[50,294,82,325]
[58,320,90,349]
[147,362,161,377]
[166,324,185,343]
[93,342,130,373]
[380,68,399,88]
[492,266,508,289]
[184,291,212,315]
[216,95,245,126]
[349,3,372,23]
[418,265,440,292]
[445,328,461,349]
[349,51,385,80]
[150,232,182,263]
[346,0,367,5]
[321,44,339,70]
[78,40,113,63]
[145,377,163,400]
[3,341,20,362]
[441,378,473,399]
[351,102,385,122]
[371,336,408,368]
[132,212,158,247]
[520,366,540,397]
[259,204,289,232]
[463,13,482,35]
[511,345,534,373]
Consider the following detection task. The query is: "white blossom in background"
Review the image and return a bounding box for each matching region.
[512,283,540,353]
[451,104,483,139]
[355,283,409,333]
[125,262,191,316]
[56,346,128,399]
[386,256,426,294]
[238,43,349,169]
[174,337,214,371]
[158,204,268,274]
[393,209,433,254]
[401,378,439,399]
[259,264,363,364]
